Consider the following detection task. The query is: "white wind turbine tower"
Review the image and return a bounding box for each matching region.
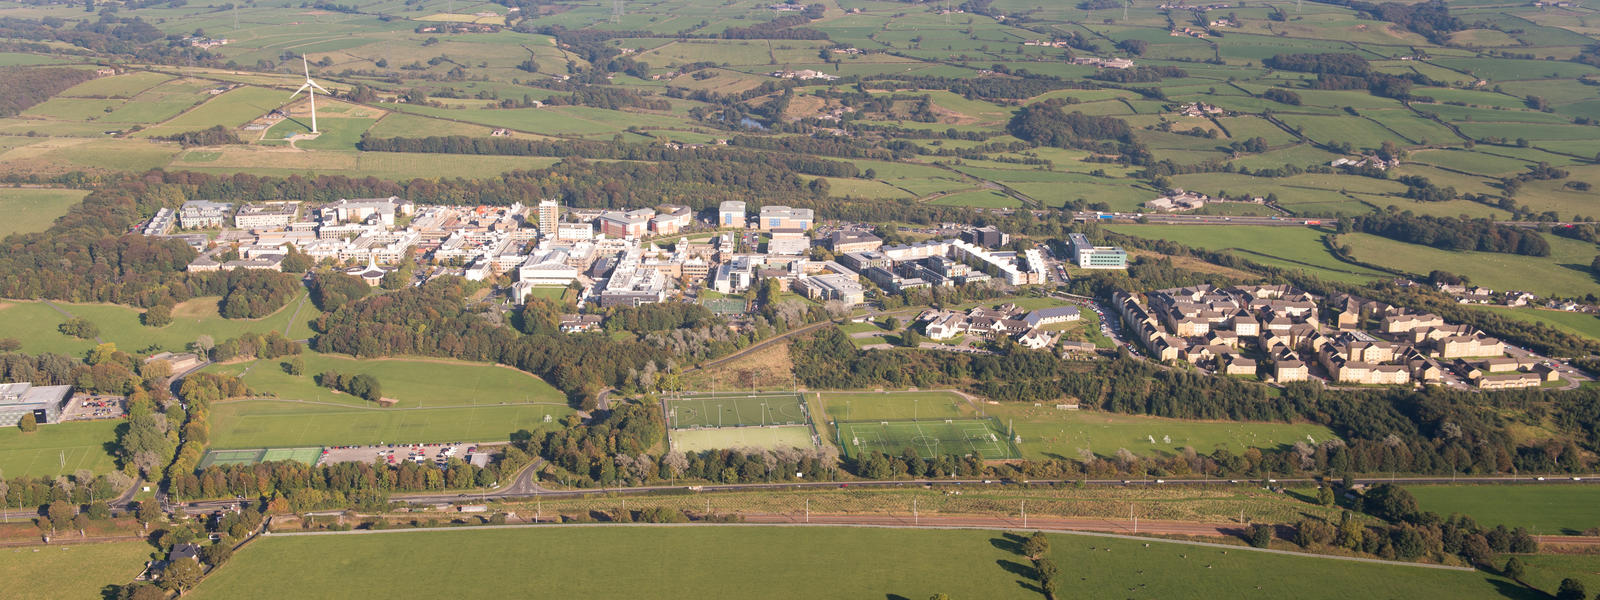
[287,55,330,134]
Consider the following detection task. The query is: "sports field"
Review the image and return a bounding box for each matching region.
[0,419,120,478]
[671,425,813,453]
[1406,484,1600,533]
[208,399,571,448]
[198,446,323,469]
[819,391,967,422]
[838,419,1020,460]
[667,392,807,429]
[190,526,1542,600]
[0,540,156,600]
[983,403,1337,460]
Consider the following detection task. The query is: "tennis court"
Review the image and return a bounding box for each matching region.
[702,297,749,316]
[837,419,1020,460]
[199,446,324,469]
[667,392,808,430]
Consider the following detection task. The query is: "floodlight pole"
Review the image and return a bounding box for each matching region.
[1022,500,1027,528]
[913,498,918,525]
[805,499,809,523]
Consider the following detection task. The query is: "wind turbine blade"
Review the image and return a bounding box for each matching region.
[302,55,310,78]
[310,81,331,94]
[289,83,309,98]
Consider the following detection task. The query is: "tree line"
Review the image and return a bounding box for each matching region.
[1342,212,1551,256]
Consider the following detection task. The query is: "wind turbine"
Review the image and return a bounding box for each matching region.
[287,55,329,134]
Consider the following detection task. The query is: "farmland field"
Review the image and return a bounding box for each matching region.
[0,187,86,237]
[190,526,1539,600]
[1340,232,1599,297]
[981,403,1338,461]
[203,350,566,408]
[1478,306,1600,341]
[1406,484,1600,533]
[1105,225,1389,284]
[0,293,310,355]
[208,399,571,448]
[0,419,121,478]
[0,541,156,600]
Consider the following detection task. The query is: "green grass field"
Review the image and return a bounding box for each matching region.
[0,293,309,355]
[982,403,1337,461]
[670,425,813,453]
[207,399,571,448]
[1479,306,1600,341]
[0,419,121,478]
[838,419,1019,460]
[0,187,87,237]
[1106,225,1388,284]
[0,541,156,600]
[1406,484,1600,533]
[190,526,1542,600]
[204,350,566,408]
[667,392,807,429]
[819,391,967,422]
[1341,232,1599,297]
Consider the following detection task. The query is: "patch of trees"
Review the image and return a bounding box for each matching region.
[1262,88,1301,105]
[536,85,669,110]
[218,269,300,318]
[1008,101,1147,163]
[171,455,498,503]
[1,471,122,508]
[602,302,716,333]
[0,66,96,117]
[1264,53,1371,76]
[864,74,1095,101]
[1395,174,1457,202]
[1087,65,1186,83]
[312,279,657,409]
[316,371,382,403]
[0,16,220,66]
[155,125,244,148]
[1346,212,1550,256]
[208,330,299,363]
[307,271,371,311]
[721,5,827,40]
[520,402,839,486]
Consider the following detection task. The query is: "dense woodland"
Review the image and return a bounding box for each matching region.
[0,65,95,117]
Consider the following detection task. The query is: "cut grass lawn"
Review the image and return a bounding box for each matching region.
[203,350,565,408]
[0,187,87,238]
[208,399,572,448]
[1340,232,1600,298]
[192,526,1537,600]
[1106,224,1389,284]
[818,390,968,422]
[1478,306,1600,341]
[981,403,1337,461]
[667,391,808,429]
[1406,484,1600,533]
[0,293,310,355]
[0,419,121,478]
[0,540,155,600]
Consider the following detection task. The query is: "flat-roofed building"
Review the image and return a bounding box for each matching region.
[718,201,747,228]
[0,383,72,427]
[796,273,865,305]
[1068,233,1127,269]
[598,209,652,238]
[537,199,559,237]
[759,205,813,231]
[827,229,883,253]
[234,202,299,230]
